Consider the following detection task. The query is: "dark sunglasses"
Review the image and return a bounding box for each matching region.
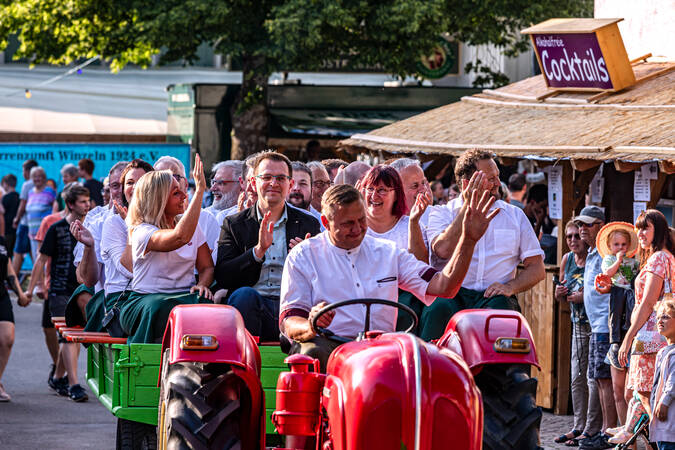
[578,221,601,228]
[566,233,581,240]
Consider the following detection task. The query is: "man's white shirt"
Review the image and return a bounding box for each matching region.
[280,232,437,339]
[426,197,543,291]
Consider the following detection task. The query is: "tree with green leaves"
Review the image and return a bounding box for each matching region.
[0,0,591,158]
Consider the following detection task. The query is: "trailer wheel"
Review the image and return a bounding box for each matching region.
[116,417,157,450]
[157,350,248,450]
[474,364,543,450]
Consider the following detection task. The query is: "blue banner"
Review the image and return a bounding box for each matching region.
[0,143,191,190]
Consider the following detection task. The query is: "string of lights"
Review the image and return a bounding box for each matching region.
[5,55,100,98]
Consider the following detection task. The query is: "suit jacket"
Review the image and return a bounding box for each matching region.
[215,203,321,291]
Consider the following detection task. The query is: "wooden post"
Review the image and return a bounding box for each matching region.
[648,172,670,209]
[558,161,575,262]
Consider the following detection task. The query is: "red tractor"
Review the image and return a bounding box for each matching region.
[156,299,541,450]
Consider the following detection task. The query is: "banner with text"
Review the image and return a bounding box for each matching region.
[0,143,191,190]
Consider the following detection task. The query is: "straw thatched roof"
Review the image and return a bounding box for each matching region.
[339,62,675,164]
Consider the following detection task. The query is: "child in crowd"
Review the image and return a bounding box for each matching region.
[595,223,640,366]
[650,298,675,449]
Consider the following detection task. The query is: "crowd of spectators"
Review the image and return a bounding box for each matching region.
[0,148,673,449]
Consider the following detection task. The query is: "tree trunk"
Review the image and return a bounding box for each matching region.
[230,54,269,160]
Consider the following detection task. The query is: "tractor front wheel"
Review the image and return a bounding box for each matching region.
[157,350,247,450]
[474,364,542,450]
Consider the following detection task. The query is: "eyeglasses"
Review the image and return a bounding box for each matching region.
[566,233,581,240]
[109,182,121,190]
[210,179,238,187]
[172,174,186,183]
[256,174,291,183]
[578,221,602,228]
[313,180,332,189]
[365,187,394,196]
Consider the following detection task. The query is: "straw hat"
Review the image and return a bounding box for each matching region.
[596,221,638,259]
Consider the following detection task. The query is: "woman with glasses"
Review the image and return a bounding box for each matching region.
[118,156,214,343]
[360,165,430,334]
[553,220,591,446]
[361,165,429,263]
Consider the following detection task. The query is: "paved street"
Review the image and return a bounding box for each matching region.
[0,294,604,449]
[0,297,116,449]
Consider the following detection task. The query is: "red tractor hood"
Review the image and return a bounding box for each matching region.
[321,333,482,450]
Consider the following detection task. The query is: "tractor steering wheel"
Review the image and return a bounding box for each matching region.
[310,298,418,343]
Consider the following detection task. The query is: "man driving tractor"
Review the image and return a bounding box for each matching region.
[280,175,499,371]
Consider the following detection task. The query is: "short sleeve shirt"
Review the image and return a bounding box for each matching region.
[40,219,78,296]
[18,180,33,226]
[280,233,437,339]
[130,222,206,294]
[634,251,675,349]
[601,254,639,289]
[100,214,132,295]
[426,198,544,291]
[26,187,56,237]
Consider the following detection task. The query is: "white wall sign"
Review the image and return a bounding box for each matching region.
[633,201,647,224]
[590,168,605,203]
[641,162,658,180]
[634,171,651,202]
[548,165,563,220]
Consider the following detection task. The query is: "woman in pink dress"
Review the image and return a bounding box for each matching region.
[619,209,674,415]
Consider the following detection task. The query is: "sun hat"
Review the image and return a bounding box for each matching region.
[596,221,638,259]
[574,205,605,224]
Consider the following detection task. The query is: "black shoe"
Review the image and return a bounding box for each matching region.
[68,384,88,402]
[47,364,55,388]
[51,376,69,396]
[579,433,612,450]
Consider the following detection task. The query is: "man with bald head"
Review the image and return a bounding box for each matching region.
[334,161,370,187]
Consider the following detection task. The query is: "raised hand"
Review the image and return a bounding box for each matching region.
[254,211,274,259]
[70,220,95,248]
[410,192,430,223]
[462,170,488,203]
[462,189,500,243]
[289,233,311,250]
[193,154,206,193]
[113,200,128,220]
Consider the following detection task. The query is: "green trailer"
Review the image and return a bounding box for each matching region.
[86,341,288,447]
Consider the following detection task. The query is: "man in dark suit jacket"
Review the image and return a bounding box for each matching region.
[215,152,320,341]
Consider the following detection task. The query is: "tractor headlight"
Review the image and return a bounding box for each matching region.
[180,334,219,350]
[493,337,530,354]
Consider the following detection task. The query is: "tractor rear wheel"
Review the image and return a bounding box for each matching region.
[474,364,542,450]
[157,350,248,450]
[116,418,157,450]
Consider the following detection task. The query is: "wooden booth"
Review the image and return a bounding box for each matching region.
[339,24,675,412]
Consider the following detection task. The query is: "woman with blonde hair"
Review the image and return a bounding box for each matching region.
[119,155,214,343]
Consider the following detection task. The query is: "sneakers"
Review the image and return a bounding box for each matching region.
[49,376,69,397]
[68,384,88,402]
[579,433,612,450]
[47,364,55,387]
[606,343,623,369]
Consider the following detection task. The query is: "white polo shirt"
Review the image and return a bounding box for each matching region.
[73,205,113,292]
[426,197,544,291]
[130,222,206,294]
[100,213,132,295]
[280,232,437,339]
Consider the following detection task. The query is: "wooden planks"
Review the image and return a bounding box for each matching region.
[517,266,561,409]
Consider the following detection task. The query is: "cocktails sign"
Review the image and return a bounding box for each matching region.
[523,18,636,92]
